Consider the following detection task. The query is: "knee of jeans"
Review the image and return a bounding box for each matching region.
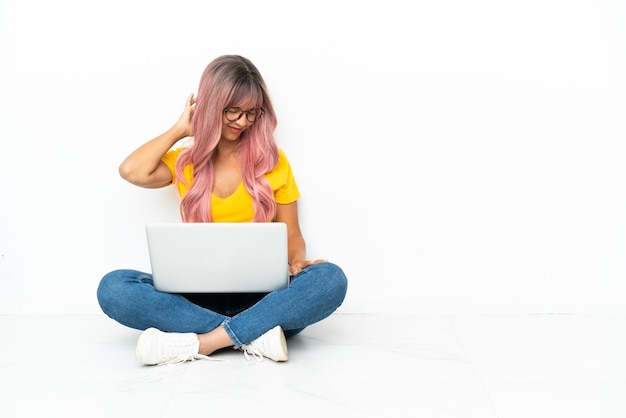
[96,270,126,313]
[319,262,348,301]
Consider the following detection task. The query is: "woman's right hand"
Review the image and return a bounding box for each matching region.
[118,93,196,188]
[175,93,196,138]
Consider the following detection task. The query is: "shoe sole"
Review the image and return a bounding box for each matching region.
[135,327,159,365]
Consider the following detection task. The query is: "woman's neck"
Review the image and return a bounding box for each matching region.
[216,139,240,157]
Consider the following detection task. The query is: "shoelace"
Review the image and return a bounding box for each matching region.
[158,352,217,366]
[240,342,265,362]
[153,333,222,366]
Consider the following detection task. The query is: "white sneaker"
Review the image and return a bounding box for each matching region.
[135,327,208,366]
[240,325,288,362]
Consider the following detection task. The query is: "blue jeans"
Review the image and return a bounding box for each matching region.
[96,262,348,347]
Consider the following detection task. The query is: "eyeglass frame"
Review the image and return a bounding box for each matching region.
[223,106,265,123]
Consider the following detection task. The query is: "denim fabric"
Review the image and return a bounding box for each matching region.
[96,262,348,347]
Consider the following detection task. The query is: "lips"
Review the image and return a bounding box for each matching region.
[229,126,242,134]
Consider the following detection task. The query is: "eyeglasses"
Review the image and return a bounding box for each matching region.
[223,107,265,123]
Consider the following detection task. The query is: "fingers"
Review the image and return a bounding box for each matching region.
[186,93,196,108]
[289,259,329,276]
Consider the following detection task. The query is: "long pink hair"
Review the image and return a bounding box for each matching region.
[175,55,279,223]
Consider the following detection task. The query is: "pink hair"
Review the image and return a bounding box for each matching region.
[175,55,279,223]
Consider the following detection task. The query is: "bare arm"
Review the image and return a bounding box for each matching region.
[119,94,195,188]
[275,201,327,276]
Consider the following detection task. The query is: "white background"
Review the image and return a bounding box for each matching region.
[0,0,624,315]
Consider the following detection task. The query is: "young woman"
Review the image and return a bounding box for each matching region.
[97,55,348,365]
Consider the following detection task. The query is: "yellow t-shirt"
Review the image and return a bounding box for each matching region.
[161,148,300,222]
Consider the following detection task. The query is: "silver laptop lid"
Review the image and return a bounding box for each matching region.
[146,222,289,293]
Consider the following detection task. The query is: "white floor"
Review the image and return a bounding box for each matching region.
[0,313,625,418]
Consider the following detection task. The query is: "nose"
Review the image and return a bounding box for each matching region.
[233,113,250,127]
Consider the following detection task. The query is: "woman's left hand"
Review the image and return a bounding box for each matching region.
[289,259,327,276]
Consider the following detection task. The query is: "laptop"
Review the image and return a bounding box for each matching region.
[145,222,290,293]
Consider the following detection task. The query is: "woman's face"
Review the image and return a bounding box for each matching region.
[220,106,260,141]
